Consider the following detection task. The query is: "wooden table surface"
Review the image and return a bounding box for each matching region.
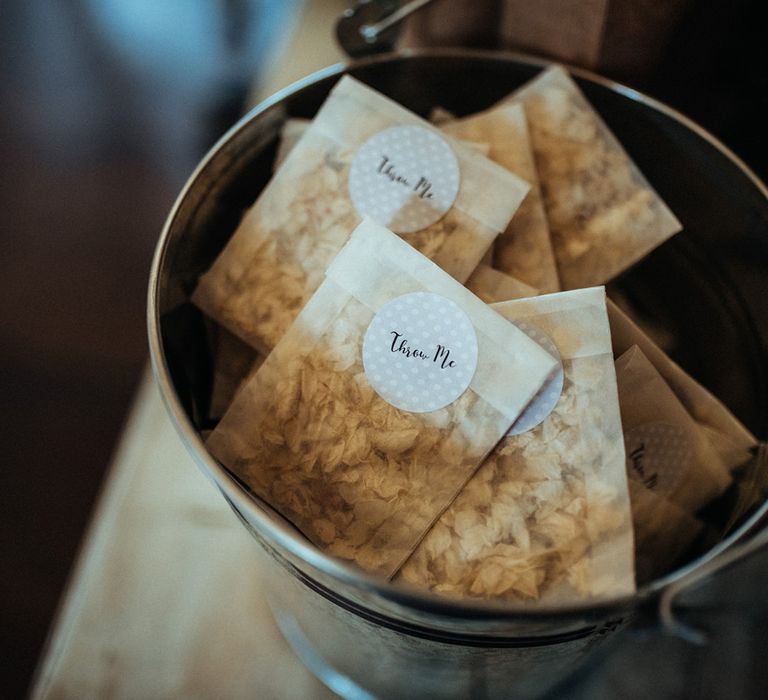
[31,374,337,700]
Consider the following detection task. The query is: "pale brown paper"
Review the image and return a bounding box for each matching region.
[615,345,731,513]
[607,298,757,467]
[273,117,310,172]
[440,103,560,292]
[273,116,491,171]
[205,323,262,421]
[628,480,704,585]
[465,264,538,304]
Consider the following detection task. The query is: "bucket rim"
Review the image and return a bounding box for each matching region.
[147,47,768,622]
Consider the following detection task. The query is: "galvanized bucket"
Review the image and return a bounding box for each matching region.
[148,51,768,699]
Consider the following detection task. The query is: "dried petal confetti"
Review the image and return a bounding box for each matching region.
[440,102,560,292]
[398,287,635,602]
[506,65,682,289]
[192,75,530,355]
[615,345,731,513]
[205,221,556,577]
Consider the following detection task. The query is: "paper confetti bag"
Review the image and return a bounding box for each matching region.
[273,116,492,169]
[607,298,757,471]
[206,220,557,576]
[273,117,310,171]
[193,75,530,355]
[628,480,705,585]
[440,102,560,292]
[398,286,636,602]
[507,65,682,289]
[465,263,538,304]
[615,345,731,513]
[205,322,262,422]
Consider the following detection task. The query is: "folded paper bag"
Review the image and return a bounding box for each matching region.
[274,117,492,169]
[615,345,732,514]
[206,220,557,577]
[205,322,262,422]
[272,117,310,172]
[627,480,705,585]
[507,65,682,289]
[607,298,757,468]
[193,75,530,355]
[398,286,636,602]
[464,263,538,304]
[439,102,560,293]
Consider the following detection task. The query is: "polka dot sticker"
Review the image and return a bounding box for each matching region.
[507,320,564,436]
[349,126,460,234]
[624,422,692,493]
[362,292,478,413]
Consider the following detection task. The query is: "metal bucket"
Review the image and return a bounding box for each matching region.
[148,51,768,699]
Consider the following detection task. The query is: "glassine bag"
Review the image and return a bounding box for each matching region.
[440,102,560,293]
[274,115,493,167]
[204,321,262,422]
[507,65,682,289]
[607,298,756,472]
[615,345,731,514]
[192,75,530,355]
[398,286,635,602]
[465,263,538,304]
[627,480,705,585]
[206,220,557,577]
[273,117,310,171]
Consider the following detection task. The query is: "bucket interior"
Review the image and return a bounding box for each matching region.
[151,52,768,613]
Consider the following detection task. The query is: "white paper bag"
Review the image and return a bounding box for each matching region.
[206,220,557,576]
[193,76,530,355]
[507,65,682,289]
[398,287,635,602]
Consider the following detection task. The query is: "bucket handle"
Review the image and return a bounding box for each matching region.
[336,0,437,57]
[659,442,768,644]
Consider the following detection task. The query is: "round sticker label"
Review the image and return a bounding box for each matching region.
[349,126,460,234]
[507,321,564,436]
[624,422,692,492]
[362,292,478,413]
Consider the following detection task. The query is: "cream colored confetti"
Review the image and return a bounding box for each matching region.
[206,221,557,577]
[441,102,560,292]
[192,76,530,355]
[506,65,682,289]
[398,287,635,603]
